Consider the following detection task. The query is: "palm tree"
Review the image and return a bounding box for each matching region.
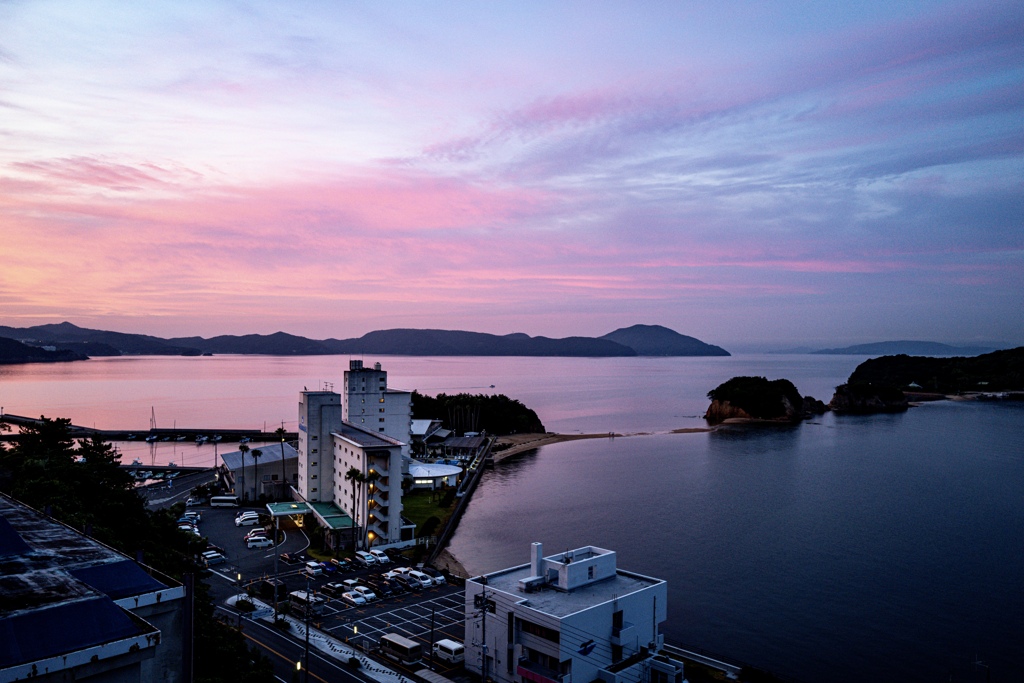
[354,472,367,549]
[364,470,381,548]
[238,443,250,501]
[274,425,288,500]
[251,449,263,502]
[345,467,361,549]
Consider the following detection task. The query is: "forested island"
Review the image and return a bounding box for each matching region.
[845,346,1024,393]
[704,376,827,424]
[412,391,546,435]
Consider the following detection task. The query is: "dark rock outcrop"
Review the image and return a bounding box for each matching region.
[705,376,825,424]
[829,383,909,414]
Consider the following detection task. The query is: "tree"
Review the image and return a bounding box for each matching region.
[344,466,361,548]
[274,426,288,500]
[250,449,263,502]
[238,443,250,501]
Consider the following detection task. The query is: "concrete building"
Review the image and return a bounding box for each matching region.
[297,389,411,547]
[465,543,684,683]
[219,442,298,502]
[344,360,413,458]
[0,493,185,683]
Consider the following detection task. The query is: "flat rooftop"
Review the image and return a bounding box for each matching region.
[480,563,663,618]
[332,422,405,449]
[0,494,176,669]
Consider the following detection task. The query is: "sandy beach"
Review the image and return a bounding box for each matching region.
[491,428,715,463]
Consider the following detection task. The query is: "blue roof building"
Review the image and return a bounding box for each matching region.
[0,494,185,682]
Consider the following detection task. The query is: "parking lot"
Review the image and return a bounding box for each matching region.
[194,504,468,676]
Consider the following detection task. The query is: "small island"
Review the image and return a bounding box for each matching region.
[705,376,826,425]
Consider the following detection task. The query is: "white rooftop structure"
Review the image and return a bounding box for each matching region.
[465,542,683,683]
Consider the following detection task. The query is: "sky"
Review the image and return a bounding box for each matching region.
[1,1,1022,349]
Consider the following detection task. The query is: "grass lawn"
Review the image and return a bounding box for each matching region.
[401,488,456,534]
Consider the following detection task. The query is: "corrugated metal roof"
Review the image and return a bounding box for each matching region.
[220,442,297,471]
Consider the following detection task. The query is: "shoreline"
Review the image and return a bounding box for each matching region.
[492,427,715,463]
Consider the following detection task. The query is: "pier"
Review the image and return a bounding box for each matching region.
[0,413,296,443]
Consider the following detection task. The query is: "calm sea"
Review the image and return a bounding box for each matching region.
[2,354,1021,681]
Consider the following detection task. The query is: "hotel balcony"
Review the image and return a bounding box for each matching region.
[610,621,635,646]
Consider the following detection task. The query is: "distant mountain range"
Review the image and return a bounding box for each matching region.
[0,322,730,360]
[811,341,997,357]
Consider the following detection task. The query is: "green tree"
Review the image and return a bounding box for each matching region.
[238,443,250,501]
[250,448,263,501]
[345,466,361,548]
[274,426,288,500]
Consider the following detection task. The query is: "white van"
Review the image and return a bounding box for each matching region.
[354,550,377,567]
[433,639,464,664]
[247,536,274,549]
[369,549,390,564]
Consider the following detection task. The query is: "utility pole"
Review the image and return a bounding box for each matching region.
[304,572,311,683]
[480,582,488,683]
[273,515,280,618]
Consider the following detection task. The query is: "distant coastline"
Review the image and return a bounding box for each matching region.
[0,322,729,360]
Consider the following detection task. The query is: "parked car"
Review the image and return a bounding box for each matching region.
[341,592,366,607]
[366,579,395,597]
[202,551,226,566]
[182,510,202,522]
[280,552,301,565]
[330,558,354,572]
[408,570,434,589]
[353,585,378,602]
[303,561,323,576]
[369,549,391,564]
[323,582,347,596]
[319,561,337,574]
[353,550,377,567]
[185,497,200,507]
[380,578,406,595]
[235,510,259,521]
[383,567,410,580]
[247,536,274,549]
[235,515,260,527]
[392,574,421,591]
[244,528,267,539]
[419,567,447,586]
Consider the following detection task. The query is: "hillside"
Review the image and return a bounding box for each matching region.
[0,337,87,364]
[323,329,636,357]
[846,347,1024,393]
[0,322,201,356]
[600,324,730,356]
[0,322,730,358]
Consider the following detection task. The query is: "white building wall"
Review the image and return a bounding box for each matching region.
[344,360,413,458]
[465,547,669,683]
[297,391,341,502]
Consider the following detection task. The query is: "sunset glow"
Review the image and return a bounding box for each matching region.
[1,2,1021,346]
